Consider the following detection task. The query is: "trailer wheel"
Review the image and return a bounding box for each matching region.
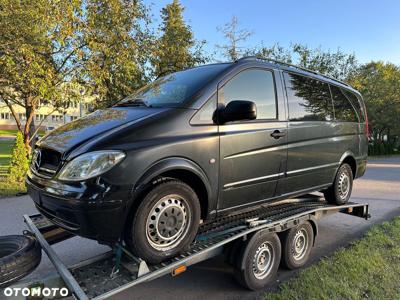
[0,235,42,287]
[281,221,314,270]
[126,179,200,264]
[233,231,281,290]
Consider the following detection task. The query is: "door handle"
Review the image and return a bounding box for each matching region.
[270,130,286,139]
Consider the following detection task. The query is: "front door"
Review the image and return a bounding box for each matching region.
[217,67,287,211]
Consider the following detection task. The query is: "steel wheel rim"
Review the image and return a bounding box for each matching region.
[252,242,274,279]
[338,172,350,199]
[292,228,308,261]
[146,194,191,251]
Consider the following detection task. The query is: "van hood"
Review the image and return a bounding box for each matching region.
[37,107,168,154]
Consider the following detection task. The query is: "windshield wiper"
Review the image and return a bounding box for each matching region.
[116,98,152,107]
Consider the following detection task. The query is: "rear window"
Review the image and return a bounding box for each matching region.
[342,89,366,122]
[284,72,333,121]
[330,85,359,122]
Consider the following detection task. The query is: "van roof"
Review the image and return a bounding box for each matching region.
[235,56,359,94]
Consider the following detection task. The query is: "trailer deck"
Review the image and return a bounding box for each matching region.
[10,196,369,300]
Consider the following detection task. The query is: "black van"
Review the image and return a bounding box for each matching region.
[26,57,368,263]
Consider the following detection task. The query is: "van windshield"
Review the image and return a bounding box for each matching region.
[116,64,229,108]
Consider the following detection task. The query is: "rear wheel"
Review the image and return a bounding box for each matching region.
[233,231,281,290]
[126,180,200,264]
[324,163,353,205]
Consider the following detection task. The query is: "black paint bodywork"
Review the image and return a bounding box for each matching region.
[26,59,368,244]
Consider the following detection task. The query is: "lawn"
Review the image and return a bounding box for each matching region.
[0,129,19,136]
[0,140,13,167]
[0,139,27,197]
[264,217,400,300]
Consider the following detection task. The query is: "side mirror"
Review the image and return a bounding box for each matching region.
[219,100,257,123]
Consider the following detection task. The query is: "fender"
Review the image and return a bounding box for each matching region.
[327,150,357,182]
[133,157,213,212]
[339,150,356,165]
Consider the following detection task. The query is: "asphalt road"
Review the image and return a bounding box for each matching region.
[0,157,399,300]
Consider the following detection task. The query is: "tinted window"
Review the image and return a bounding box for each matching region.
[330,85,359,122]
[221,69,277,120]
[284,72,333,121]
[117,64,229,107]
[342,89,365,122]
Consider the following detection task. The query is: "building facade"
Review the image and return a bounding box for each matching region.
[0,99,93,131]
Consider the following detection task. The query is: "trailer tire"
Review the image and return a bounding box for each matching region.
[126,179,200,264]
[0,235,42,287]
[280,221,314,269]
[233,231,281,290]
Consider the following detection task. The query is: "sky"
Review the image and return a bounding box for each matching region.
[146,0,400,64]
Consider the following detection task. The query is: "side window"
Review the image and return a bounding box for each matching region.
[342,89,365,122]
[191,94,217,124]
[330,85,359,122]
[284,72,333,121]
[220,69,277,120]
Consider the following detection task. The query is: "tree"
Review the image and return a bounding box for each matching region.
[217,16,253,61]
[8,132,29,183]
[152,0,206,78]
[80,0,153,108]
[0,0,82,150]
[348,61,400,147]
[248,43,358,81]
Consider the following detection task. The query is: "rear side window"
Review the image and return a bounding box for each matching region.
[220,69,277,120]
[342,89,365,122]
[330,85,359,122]
[284,72,333,121]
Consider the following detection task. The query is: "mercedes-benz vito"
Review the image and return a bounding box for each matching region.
[26,57,368,263]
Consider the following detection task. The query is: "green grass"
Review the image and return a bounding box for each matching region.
[0,132,30,197]
[264,218,400,300]
[0,129,45,137]
[0,129,19,136]
[0,140,13,167]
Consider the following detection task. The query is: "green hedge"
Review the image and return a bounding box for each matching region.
[368,142,398,156]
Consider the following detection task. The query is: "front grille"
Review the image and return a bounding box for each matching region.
[31,147,62,177]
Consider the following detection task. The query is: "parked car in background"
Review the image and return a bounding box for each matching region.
[26,57,368,263]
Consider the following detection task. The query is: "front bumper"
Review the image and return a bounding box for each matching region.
[26,170,132,243]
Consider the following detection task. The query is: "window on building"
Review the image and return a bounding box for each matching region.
[220,69,277,120]
[330,85,359,122]
[284,72,333,121]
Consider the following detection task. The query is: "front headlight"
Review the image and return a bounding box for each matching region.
[58,151,126,181]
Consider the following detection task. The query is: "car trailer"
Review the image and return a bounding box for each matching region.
[2,195,369,300]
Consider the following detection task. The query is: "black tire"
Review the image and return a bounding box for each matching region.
[324,163,353,205]
[126,180,201,264]
[281,221,314,270]
[233,231,281,290]
[0,235,42,287]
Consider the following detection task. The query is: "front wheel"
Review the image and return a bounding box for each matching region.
[126,180,200,264]
[324,163,353,205]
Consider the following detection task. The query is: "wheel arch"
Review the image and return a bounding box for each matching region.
[339,151,357,178]
[132,157,212,221]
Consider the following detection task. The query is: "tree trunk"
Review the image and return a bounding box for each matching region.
[24,99,36,154]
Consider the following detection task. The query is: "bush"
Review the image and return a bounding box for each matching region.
[368,142,398,156]
[8,132,29,183]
